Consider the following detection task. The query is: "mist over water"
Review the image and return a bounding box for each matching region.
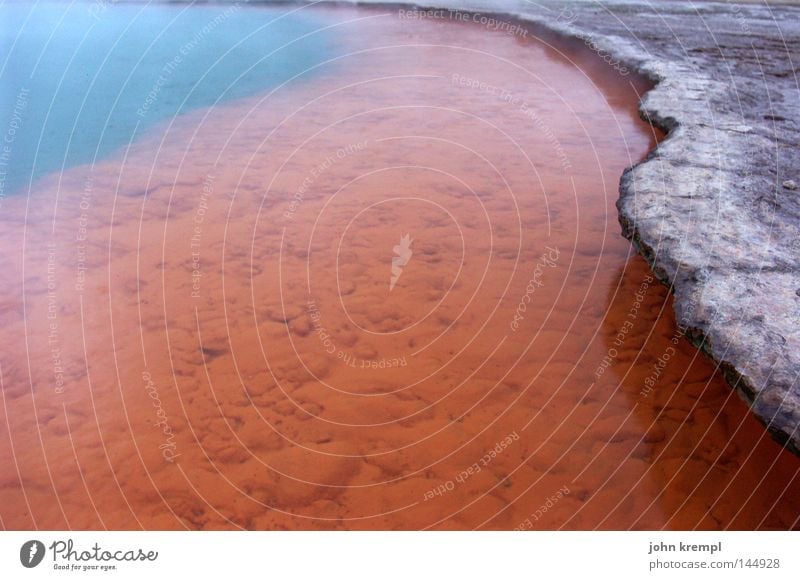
[0,4,798,530]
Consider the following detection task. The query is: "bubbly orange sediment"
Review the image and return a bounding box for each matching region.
[0,6,797,530]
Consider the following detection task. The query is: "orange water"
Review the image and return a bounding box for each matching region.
[0,6,797,530]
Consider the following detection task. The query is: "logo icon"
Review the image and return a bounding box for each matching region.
[389,233,413,291]
[20,540,45,568]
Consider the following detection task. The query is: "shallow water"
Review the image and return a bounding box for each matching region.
[0,4,798,530]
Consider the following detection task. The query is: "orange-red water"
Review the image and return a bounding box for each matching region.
[1,6,798,530]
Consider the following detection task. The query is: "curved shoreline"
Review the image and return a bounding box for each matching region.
[1,0,797,530]
[316,0,800,453]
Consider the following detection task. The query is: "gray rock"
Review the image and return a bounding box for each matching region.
[559,1,800,455]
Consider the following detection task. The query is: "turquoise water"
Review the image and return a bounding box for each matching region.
[0,1,336,198]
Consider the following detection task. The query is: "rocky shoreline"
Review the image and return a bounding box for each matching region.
[322,0,800,453]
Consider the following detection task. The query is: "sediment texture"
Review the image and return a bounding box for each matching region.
[329,0,800,452]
